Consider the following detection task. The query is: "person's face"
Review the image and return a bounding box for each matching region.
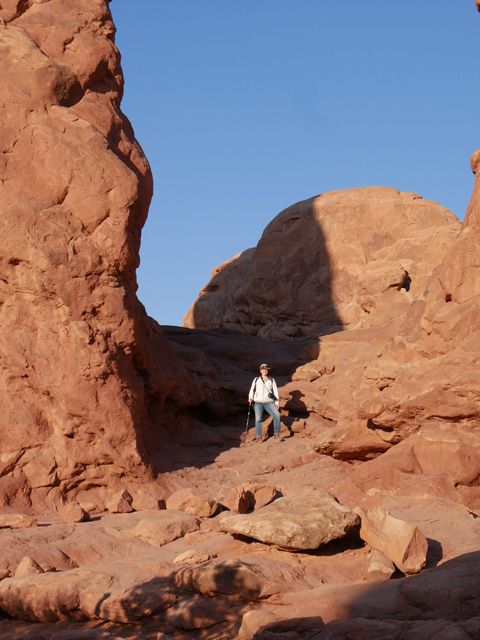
[260,367,269,375]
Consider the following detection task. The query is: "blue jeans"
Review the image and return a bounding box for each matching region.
[253,402,280,438]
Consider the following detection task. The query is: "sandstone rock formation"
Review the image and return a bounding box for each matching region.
[220,491,360,550]
[0,514,37,529]
[0,0,202,513]
[165,488,218,518]
[225,483,277,513]
[184,187,460,340]
[57,502,89,523]
[2,1,480,639]
[355,506,428,575]
[364,550,396,582]
[168,147,480,637]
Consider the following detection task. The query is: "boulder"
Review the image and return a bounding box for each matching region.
[14,556,45,578]
[172,550,215,565]
[355,506,428,574]
[312,422,391,461]
[174,556,307,599]
[79,502,102,516]
[224,483,276,513]
[0,562,176,623]
[224,486,250,514]
[364,550,396,582]
[0,514,37,529]
[166,488,217,518]
[239,610,282,640]
[126,511,200,547]
[220,492,359,550]
[58,503,90,524]
[175,558,265,599]
[131,494,166,511]
[106,490,134,514]
[243,483,277,510]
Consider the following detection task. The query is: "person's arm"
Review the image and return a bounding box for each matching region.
[272,379,280,407]
[248,378,257,404]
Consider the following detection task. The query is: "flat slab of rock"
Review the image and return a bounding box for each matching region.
[0,514,37,529]
[124,511,200,547]
[220,491,359,550]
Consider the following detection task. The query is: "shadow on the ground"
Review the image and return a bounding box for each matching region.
[144,325,325,473]
[2,548,476,640]
[141,197,347,475]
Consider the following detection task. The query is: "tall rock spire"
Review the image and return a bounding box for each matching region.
[0,0,201,511]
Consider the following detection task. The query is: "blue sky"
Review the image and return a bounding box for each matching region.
[111,1,479,326]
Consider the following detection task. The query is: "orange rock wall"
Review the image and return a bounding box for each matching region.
[0,0,201,511]
[439,149,480,303]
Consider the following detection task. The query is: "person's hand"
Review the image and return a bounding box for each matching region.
[248,398,253,404]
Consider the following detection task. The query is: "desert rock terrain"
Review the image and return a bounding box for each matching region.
[1,1,480,639]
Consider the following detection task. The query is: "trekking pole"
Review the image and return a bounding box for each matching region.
[242,403,252,446]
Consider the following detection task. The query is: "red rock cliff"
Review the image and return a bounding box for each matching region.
[0,0,202,511]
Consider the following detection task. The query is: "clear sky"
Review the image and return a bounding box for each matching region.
[110,1,479,327]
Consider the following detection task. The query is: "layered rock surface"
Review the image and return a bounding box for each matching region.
[1,438,480,639]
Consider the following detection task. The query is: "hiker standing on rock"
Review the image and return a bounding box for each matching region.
[248,364,284,442]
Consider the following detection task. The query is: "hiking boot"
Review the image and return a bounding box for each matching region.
[274,434,284,441]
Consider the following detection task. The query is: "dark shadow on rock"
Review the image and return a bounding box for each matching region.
[139,199,346,476]
[184,198,343,342]
[0,542,470,640]
[426,537,443,568]
[283,389,309,433]
[250,616,326,639]
[148,325,322,472]
[247,550,480,639]
[148,200,345,475]
[339,550,480,628]
[284,390,308,414]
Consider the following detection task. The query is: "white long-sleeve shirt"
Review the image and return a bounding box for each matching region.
[248,376,279,403]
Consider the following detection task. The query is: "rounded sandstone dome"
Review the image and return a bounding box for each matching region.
[184,187,460,340]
